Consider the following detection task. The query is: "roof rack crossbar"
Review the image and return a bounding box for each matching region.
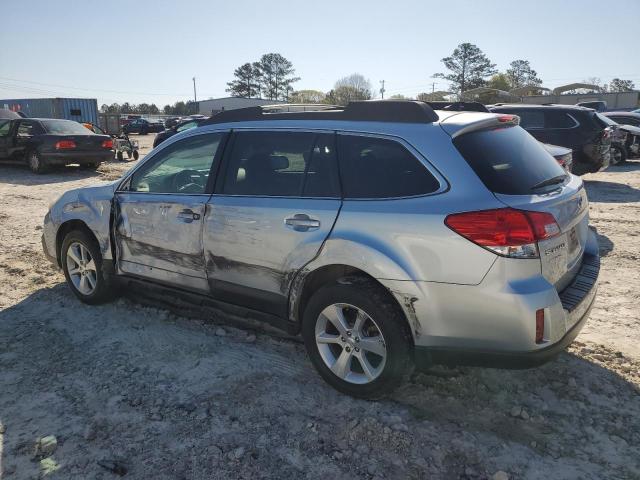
[203,100,439,125]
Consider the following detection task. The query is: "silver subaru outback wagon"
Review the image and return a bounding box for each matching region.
[42,101,600,397]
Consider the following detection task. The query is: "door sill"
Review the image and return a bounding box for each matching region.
[116,274,297,336]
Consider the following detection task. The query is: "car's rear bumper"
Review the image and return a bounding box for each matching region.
[384,228,600,369]
[41,151,113,165]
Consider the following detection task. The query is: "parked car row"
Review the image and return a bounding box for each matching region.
[43,100,601,397]
[489,103,640,175]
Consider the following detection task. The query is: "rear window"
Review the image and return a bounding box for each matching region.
[453,126,566,195]
[41,120,95,135]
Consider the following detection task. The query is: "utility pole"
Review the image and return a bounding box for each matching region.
[379,80,385,99]
[192,77,197,113]
[432,82,436,93]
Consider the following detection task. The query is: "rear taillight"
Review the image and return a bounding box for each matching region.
[55,140,76,150]
[602,128,611,140]
[445,208,560,258]
[102,139,113,149]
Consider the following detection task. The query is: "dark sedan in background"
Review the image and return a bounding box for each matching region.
[122,118,165,135]
[152,118,203,148]
[0,118,113,173]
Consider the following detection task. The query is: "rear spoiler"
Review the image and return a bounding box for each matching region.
[441,112,520,138]
[426,101,489,113]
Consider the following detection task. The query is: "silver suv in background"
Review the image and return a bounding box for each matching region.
[42,101,600,397]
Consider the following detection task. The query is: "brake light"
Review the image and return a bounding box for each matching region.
[444,208,560,258]
[55,140,76,150]
[535,309,545,343]
[101,139,113,149]
[497,114,519,124]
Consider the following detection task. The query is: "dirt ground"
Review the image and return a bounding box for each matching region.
[0,134,638,479]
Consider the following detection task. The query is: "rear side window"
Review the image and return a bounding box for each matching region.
[221,131,340,197]
[17,121,44,136]
[545,111,577,128]
[513,110,544,129]
[453,126,566,195]
[338,135,440,198]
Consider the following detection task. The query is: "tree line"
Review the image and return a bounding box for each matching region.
[433,42,635,95]
[101,47,636,114]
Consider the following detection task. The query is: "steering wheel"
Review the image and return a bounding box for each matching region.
[172,169,206,193]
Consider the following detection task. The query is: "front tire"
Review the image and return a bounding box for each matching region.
[61,230,117,305]
[26,150,46,174]
[610,145,627,166]
[302,277,413,398]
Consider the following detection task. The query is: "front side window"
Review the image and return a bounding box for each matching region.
[221,131,339,197]
[0,120,11,137]
[130,133,223,194]
[338,135,440,199]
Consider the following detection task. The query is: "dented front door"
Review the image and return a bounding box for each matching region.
[114,193,210,291]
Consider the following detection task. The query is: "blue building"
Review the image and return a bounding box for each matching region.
[0,97,99,124]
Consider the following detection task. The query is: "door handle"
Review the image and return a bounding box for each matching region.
[284,213,320,231]
[177,209,201,223]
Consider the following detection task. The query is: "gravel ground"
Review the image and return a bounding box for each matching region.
[0,134,639,479]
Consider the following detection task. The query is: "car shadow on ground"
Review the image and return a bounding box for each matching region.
[595,230,614,257]
[0,163,103,186]
[584,178,640,203]
[1,284,639,478]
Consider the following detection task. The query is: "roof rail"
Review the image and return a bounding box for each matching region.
[426,101,489,113]
[202,100,439,125]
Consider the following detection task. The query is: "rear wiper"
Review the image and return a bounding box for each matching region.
[531,174,567,191]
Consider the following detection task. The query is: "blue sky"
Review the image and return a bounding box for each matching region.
[1,0,639,107]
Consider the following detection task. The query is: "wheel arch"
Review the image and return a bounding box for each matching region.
[55,220,98,267]
[289,263,416,347]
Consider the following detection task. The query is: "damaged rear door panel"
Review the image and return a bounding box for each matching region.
[203,130,341,317]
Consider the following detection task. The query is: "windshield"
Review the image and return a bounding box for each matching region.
[41,119,96,135]
[453,125,567,195]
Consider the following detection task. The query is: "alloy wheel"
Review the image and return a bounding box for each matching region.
[66,242,97,295]
[28,152,40,171]
[315,303,387,384]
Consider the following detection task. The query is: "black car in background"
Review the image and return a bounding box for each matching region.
[0,118,113,173]
[152,118,203,148]
[489,104,611,175]
[122,118,165,135]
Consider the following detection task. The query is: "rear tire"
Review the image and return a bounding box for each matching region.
[61,230,117,305]
[26,150,46,174]
[302,277,414,398]
[116,151,124,162]
[132,150,139,161]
